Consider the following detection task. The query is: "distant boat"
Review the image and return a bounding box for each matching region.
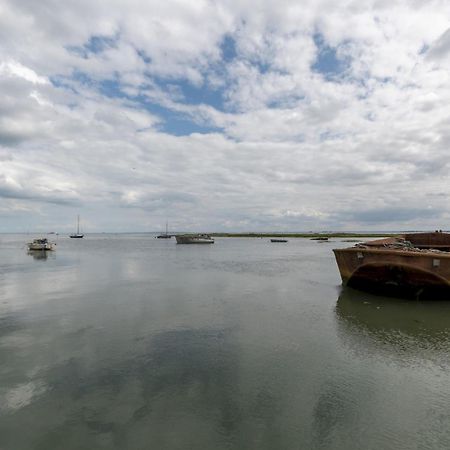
[310,237,328,241]
[157,221,171,239]
[28,238,54,251]
[70,215,84,238]
[175,234,214,244]
[270,239,288,243]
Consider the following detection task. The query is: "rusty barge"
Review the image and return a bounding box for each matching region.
[333,232,450,298]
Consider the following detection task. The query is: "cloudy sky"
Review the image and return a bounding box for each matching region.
[1,0,449,232]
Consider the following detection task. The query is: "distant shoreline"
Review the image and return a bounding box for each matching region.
[209,232,399,238]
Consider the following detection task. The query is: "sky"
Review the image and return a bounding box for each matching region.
[0,0,450,232]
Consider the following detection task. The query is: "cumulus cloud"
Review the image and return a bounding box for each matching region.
[0,61,49,84]
[0,0,450,231]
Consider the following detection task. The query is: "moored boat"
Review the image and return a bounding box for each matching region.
[157,221,172,239]
[175,234,214,244]
[27,238,54,251]
[270,239,288,243]
[333,232,450,298]
[70,215,84,238]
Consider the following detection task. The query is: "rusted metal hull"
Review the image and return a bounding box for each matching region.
[333,232,450,298]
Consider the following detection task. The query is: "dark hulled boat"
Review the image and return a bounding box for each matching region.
[156,221,171,239]
[70,215,84,238]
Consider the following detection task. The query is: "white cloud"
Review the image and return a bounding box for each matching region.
[0,61,49,84]
[1,0,450,231]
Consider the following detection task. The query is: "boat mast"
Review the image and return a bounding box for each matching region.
[77,215,80,234]
[166,220,168,236]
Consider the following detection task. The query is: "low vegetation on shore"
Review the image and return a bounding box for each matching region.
[209,233,399,238]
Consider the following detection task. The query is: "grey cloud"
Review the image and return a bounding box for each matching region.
[426,28,450,60]
[272,165,386,187]
[412,159,449,177]
[0,133,26,146]
[0,150,13,161]
[335,207,442,225]
[0,185,80,206]
[119,191,198,211]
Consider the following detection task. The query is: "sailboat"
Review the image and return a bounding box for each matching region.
[156,221,171,239]
[70,215,84,238]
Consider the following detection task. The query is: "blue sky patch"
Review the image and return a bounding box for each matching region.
[156,116,222,136]
[135,90,223,135]
[66,35,118,58]
[51,71,223,136]
[85,35,118,53]
[179,80,225,110]
[312,33,350,80]
[150,76,226,110]
[220,35,237,62]
[99,75,223,135]
[98,77,126,98]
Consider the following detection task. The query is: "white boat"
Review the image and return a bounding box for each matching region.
[70,215,84,238]
[28,238,54,251]
[175,234,214,244]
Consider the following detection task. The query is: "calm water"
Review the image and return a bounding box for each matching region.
[1,234,450,450]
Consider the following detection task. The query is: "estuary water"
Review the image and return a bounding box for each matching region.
[1,234,450,450]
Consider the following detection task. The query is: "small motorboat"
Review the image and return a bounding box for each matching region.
[175,234,214,244]
[27,238,54,251]
[270,239,288,243]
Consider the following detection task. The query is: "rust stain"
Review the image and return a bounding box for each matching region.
[333,231,450,298]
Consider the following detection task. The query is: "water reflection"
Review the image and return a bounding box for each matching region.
[27,250,53,261]
[2,235,450,449]
[0,326,244,449]
[335,287,450,358]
